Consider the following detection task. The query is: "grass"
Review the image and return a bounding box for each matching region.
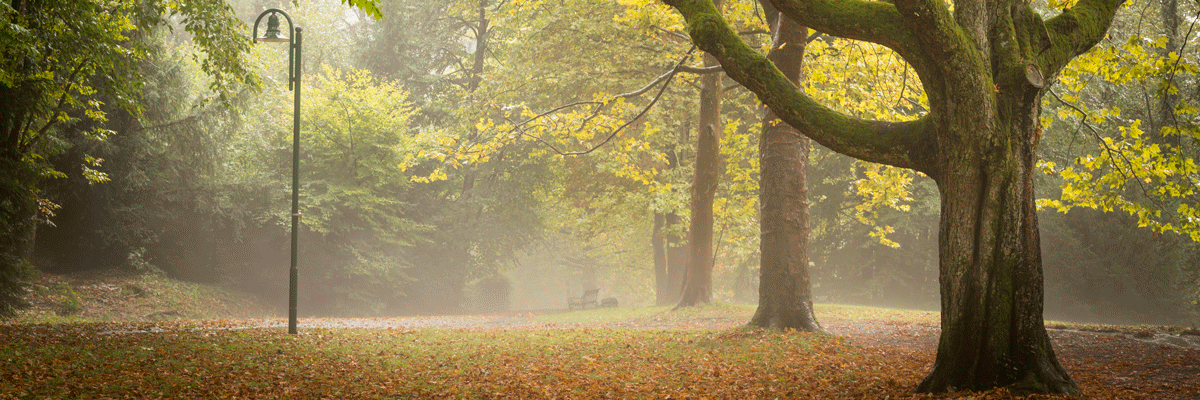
[9,270,274,325]
[815,303,938,324]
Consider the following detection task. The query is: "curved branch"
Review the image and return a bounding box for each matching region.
[508,71,676,157]
[665,0,934,172]
[1041,0,1127,77]
[678,65,723,74]
[767,0,921,59]
[890,0,973,64]
[508,47,699,157]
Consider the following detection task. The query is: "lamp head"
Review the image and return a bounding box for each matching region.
[257,13,289,43]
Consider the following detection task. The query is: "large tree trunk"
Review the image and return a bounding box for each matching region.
[748,1,820,331]
[663,0,1122,392]
[676,24,723,307]
[914,3,1079,392]
[918,94,1075,394]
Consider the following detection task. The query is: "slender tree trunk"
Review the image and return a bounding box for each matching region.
[659,144,687,305]
[468,0,489,93]
[653,212,670,305]
[1156,0,1180,146]
[665,211,687,303]
[676,19,723,307]
[748,2,820,331]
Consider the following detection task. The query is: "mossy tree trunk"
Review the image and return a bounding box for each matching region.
[919,67,1074,394]
[748,0,821,331]
[664,0,1124,393]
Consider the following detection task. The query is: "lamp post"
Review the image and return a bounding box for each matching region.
[253,9,302,335]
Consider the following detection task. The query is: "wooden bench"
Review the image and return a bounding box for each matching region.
[568,288,600,310]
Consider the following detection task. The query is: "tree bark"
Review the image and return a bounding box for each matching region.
[665,211,687,303]
[917,89,1075,394]
[659,144,687,305]
[676,19,724,307]
[748,1,821,331]
[663,0,1124,393]
[468,0,489,93]
[653,212,670,305]
[1155,0,1180,146]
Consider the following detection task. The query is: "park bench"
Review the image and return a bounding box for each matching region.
[568,288,600,310]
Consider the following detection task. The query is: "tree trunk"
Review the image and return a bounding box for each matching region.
[663,0,1123,392]
[468,0,489,93]
[918,117,1074,394]
[1155,0,1180,146]
[665,211,687,304]
[676,26,723,307]
[748,1,820,331]
[653,212,670,306]
[917,50,1075,392]
[660,144,687,305]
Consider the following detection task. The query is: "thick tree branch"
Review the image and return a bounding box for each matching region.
[767,0,920,59]
[1041,0,1127,78]
[890,0,973,65]
[664,0,934,172]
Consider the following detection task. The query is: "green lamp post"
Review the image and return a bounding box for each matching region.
[253,9,302,335]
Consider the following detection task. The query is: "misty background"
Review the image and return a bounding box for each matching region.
[24,0,1200,327]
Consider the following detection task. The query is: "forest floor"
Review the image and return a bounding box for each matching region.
[2,272,1199,399]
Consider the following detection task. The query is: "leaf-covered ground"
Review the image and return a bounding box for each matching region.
[2,303,1198,399]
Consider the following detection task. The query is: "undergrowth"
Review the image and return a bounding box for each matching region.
[7,271,273,324]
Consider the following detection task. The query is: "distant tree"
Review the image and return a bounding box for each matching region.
[664,0,1124,394]
[675,12,724,306]
[654,146,689,306]
[294,66,423,314]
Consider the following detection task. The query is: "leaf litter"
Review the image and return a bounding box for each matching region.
[1,304,1196,399]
